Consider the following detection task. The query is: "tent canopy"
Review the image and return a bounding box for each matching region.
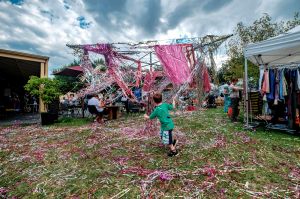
[244,25,300,65]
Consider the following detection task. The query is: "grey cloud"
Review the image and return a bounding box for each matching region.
[85,0,127,26]
[202,0,233,12]
[5,40,41,53]
[85,0,162,37]
[163,0,201,30]
[133,0,162,36]
[273,0,300,18]
[24,25,48,38]
[161,0,232,33]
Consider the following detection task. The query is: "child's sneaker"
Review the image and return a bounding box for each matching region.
[167,150,178,157]
[172,139,178,148]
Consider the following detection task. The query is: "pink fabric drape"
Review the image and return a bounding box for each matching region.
[202,64,211,93]
[154,44,191,85]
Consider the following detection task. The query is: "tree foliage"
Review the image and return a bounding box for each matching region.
[217,12,300,84]
[54,75,84,94]
[24,76,61,105]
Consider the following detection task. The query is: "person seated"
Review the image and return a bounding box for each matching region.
[105,96,111,106]
[88,94,105,123]
[68,94,77,106]
[60,97,69,111]
[206,92,217,108]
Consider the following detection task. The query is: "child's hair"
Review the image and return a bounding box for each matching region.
[153,92,162,104]
[231,78,238,83]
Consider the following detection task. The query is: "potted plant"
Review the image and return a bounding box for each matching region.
[24,76,61,125]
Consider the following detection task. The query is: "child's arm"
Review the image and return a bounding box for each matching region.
[172,98,176,109]
[144,108,157,120]
[169,99,177,116]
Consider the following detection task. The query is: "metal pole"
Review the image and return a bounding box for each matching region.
[81,97,85,118]
[244,57,249,128]
[147,52,153,114]
[150,52,153,72]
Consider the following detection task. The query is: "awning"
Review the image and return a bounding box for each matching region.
[244,25,300,65]
[53,65,83,77]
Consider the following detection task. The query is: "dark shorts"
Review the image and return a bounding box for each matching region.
[160,129,173,145]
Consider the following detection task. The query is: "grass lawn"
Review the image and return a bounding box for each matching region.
[0,108,300,198]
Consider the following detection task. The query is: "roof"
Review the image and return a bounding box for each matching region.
[0,48,49,61]
[68,65,83,72]
[244,25,300,65]
[52,65,83,77]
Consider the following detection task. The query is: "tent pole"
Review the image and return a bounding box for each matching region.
[244,57,249,128]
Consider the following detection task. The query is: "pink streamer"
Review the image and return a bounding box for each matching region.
[202,63,211,93]
[135,61,142,87]
[154,44,191,85]
[142,71,163,92]
[83,44,135,98]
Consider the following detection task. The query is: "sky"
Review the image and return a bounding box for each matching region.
[0,0,299,73]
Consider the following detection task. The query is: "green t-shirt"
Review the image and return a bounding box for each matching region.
[149,103,174,131]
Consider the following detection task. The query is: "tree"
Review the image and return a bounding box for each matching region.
[24,76,61,110]
[218,12,300,84]
[54,75,84,94]
[92,58,105,68]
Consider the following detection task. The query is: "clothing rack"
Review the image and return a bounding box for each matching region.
[265,64,300,69]
[247,65,300,132]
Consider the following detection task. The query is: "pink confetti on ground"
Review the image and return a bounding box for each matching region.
[213,135,227,148]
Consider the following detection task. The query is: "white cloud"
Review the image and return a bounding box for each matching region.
[0,0,299,74]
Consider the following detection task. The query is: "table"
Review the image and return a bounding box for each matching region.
[105,105,122,120]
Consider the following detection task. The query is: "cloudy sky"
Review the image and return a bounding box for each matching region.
[0,0,299,73]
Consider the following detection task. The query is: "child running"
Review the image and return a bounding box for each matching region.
[144,92,178,157]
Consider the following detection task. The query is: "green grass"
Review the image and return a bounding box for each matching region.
[0,108,299,198]
[53,117,93,126]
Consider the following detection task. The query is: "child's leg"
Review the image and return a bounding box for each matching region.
[169,144,176,152]
[164,130,176,152]
[96,115,104,123]
[162,130,178,156]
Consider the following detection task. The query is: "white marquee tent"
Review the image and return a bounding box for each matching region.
[243,25,300,128]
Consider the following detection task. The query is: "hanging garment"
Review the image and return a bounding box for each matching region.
[283,74,288,97]
[262,100,269,115]
[291,70,298,129]
[261,69,270,94]
[279,69,284,100]
[154,44,191,85]
[274,69,280,105]
[267,69,275,101]
[297,69,300,91]
[258,65,264,91]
